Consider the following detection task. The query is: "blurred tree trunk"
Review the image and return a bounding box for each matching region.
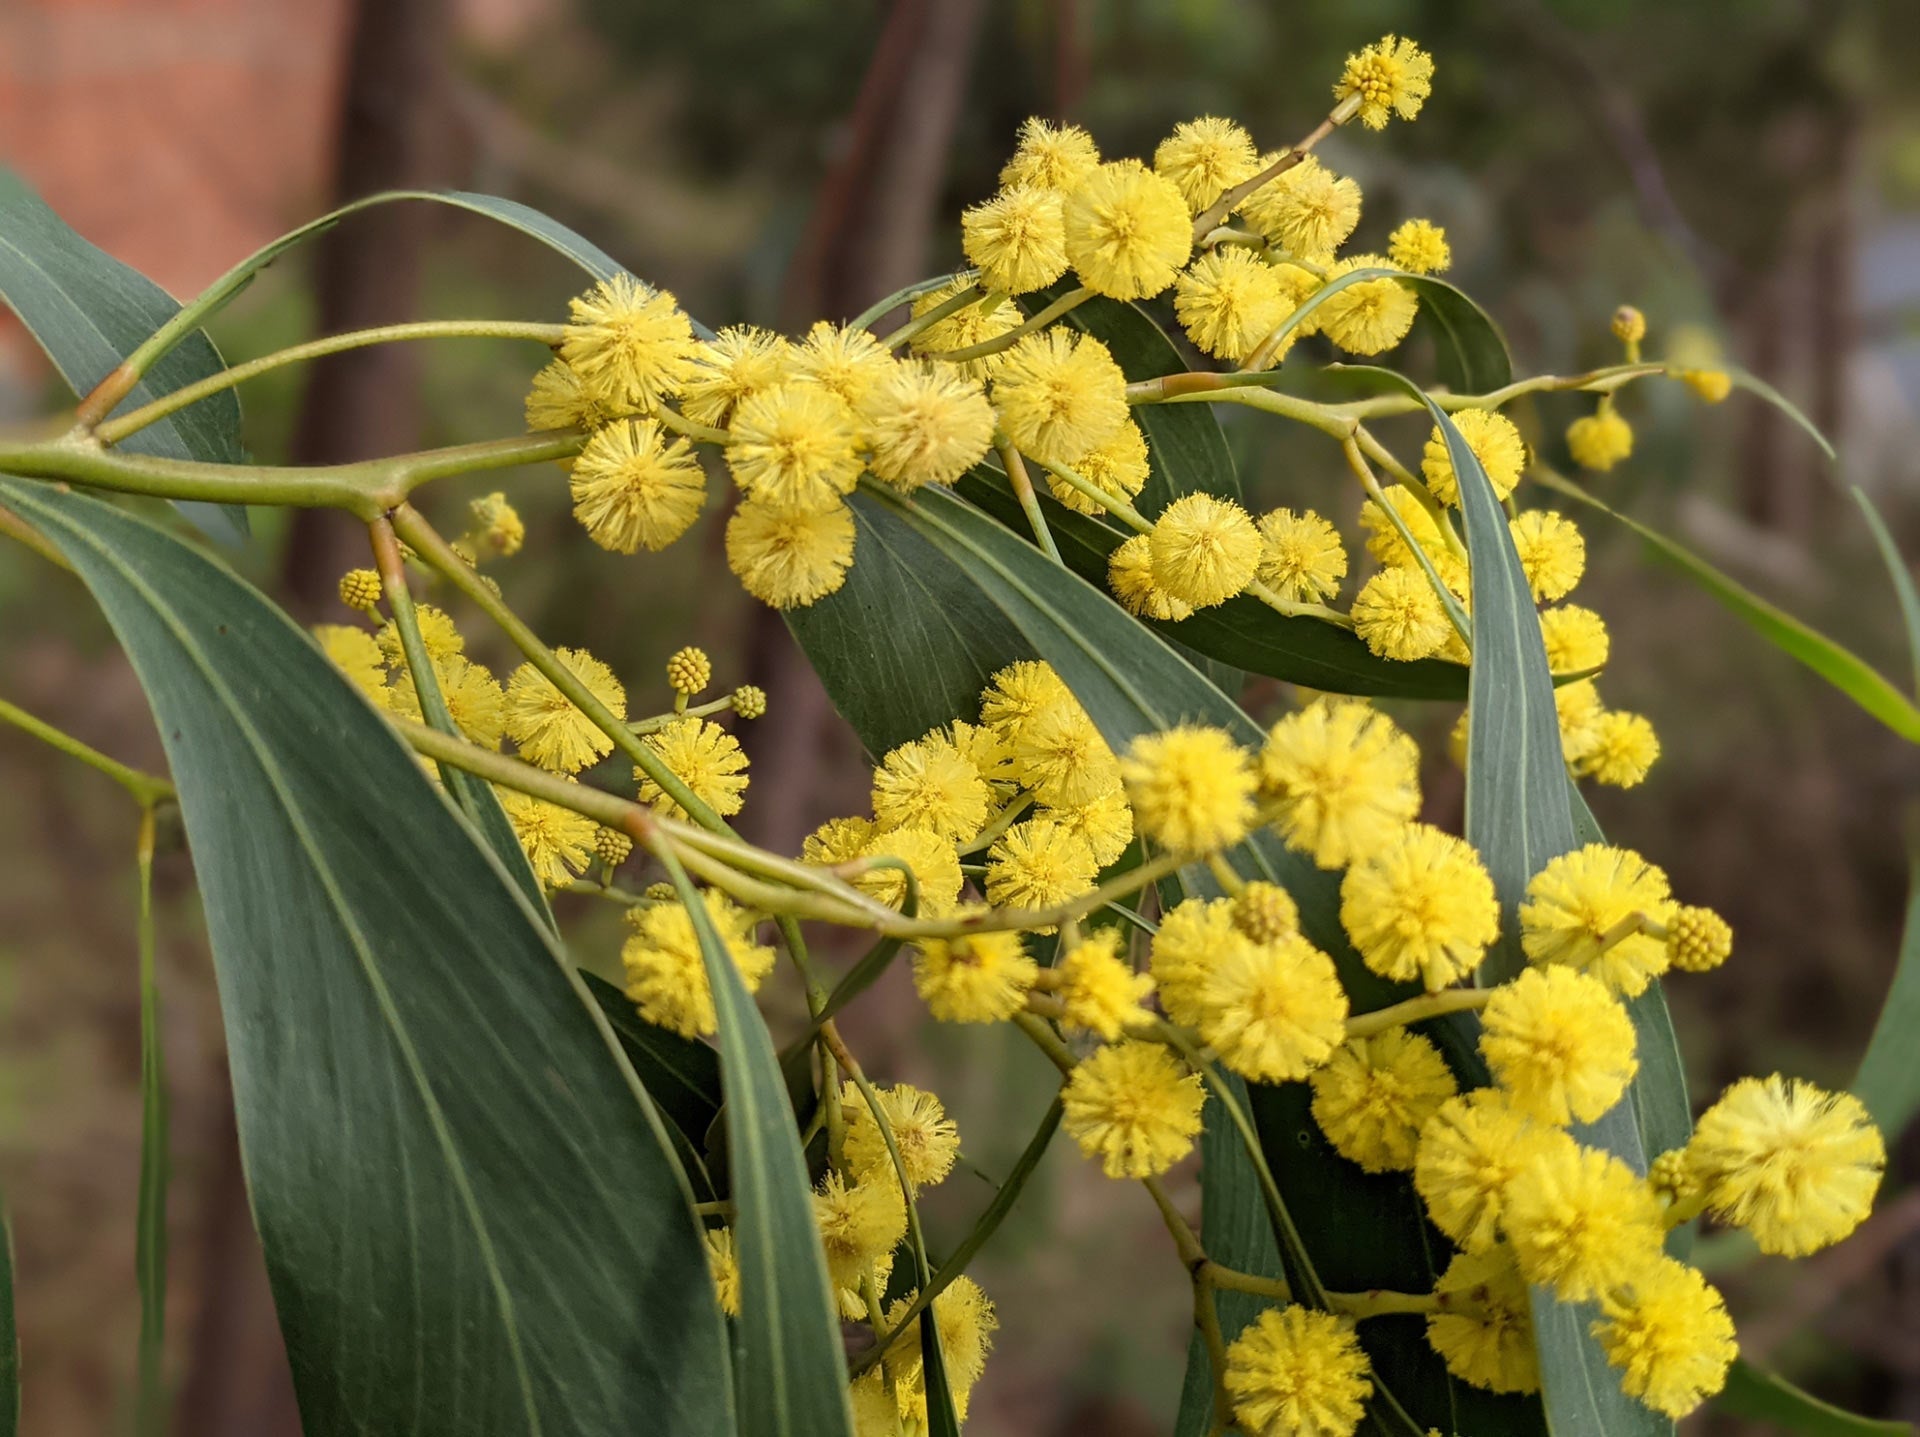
[175,3,449,1434]
[743,0,987,856]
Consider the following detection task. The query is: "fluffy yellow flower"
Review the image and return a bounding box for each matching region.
[913,931,1038,1022]
[882,1276,998,1426]
[467,491,524,558]
[1358,484,1444,568]
[1225,1306,1372,1437]
[841,1081,960,1192]
[986,816,1098,919]
[979,658,1071,742]
[1352,566,1452,661]
[1119,724,1257,855]
[569,418,707,553]
[1388,218,1451,275]
[1257,507,1348,603]
[999,117,1101,192]
[621,890,775,1038]
[1520,843,1674,997]
[1109,533,1196,622]
[1666,904,1733,973]
[725,382,862,512]
[1260,698,1421,870]
[1539,604,1609,675]
[1046,418,1151,515]
[680,325,793,429]
[814,1169,907,1315]
[1679,368,1733,403]
[1510,510,1586,602]
[791,320,895,411]
[962,185,1068,295]
[872,735,990,841]
[524,357,621,435]
[1481,967,1639,1126]
[388,654,506,750]
[1174,248,1288,362]
[1241,155,1361,261]
[943,718,1014,794]
[1567,408,1634,471]
[1505,1138,1665,1301]
[991,328,1130,467]
[1195,932,1349,1083]
[504,648,625,774]
[1150,897,1236,1029]
[1335,34,1435,130]
[500,789,596,888]
[1426,1245,1539,1395]
[1149,493,1262,608]
[705,1227,740,1317]
[635,716,750,818]
[1309,1028,1458,1174]
[1319,255,1419,355]
[376,603,464,669]
[1414,1089,1555,1254]
[1063,159,1194,300]
[908,279,1021,378]
[1009,702,1121,808]
[315,624,390,706]
[1554,678,1606,767]
[1422,408,1524,506]
[1577,710,1660,788]
[725,497,856,610]
[1154,116,1259,211]
[1686,1075,1885,1257]
[803,815,876,866]
[859,360,996,491]
[1039,785,1134,869]
[1062,1039,1205,1179]
[560,273,699,412]
[854,827,964,915]
[1339,823,1500,989]
[1593,1258,1737,1418]
[1056,928,1155,1040]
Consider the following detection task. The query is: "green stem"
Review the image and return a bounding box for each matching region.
[957,793,1034,855]
[630,694,739,734]
[370,518,469,791]
[0,501,73,572]
[1025,453,1150,532]
[1339,435,1472,647]
[0,431,584,518]
[1345,987,1492,1040]
[925,287,1092,364]
[995,438,1063,564]
[1326,1288,1442,1320]
[1189,98,1354,239]
[850,270,982,335]
[1205,1262,1291,1302]
[95,321,564,445]
[0,697,174,806]
[1143,1179,1235,1435]
[878,283,985,349]
[133,806,168,1437]
[555,879,651,908]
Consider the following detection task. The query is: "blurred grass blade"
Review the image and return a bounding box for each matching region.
[1853,488,1920,697]
[654,846,854,1437]
[1538,471,1920,744]
[1851,851,1920,1138]
[1727,369,1837,462]
[0,167,246,544]
[1717,1358,1912,1435]
[134,809,168,1437]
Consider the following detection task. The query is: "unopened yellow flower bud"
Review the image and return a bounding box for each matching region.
[1611,306,1647,345]
[666,645,712,696]
[469,491,525,558]
[1666,904,1732,972]
[732,684,768,720]
[1233,881,1299,944]
[594,826,634,868]
[338,568,383,615]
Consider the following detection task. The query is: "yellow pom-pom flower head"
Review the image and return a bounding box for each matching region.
[962,185,1068,295]
[679,324,792,429]
[1241,155,1361,261]
[1504,1137,1665,1301]
[872,735,990,842]
[1260,698,1421,869]
[500,789,597,889]
[1008,702,1120,809]
[1149,896,1237,1029]
[524,357,620,436]
[813,1169,907,1316]
[854,827,964,916]
[1149,493,1262,608]
[1233,881,1299,944]
[1195,933,1349,1083]
[1567,408,1634,471]
[1224,1305,1372,1437]
[1685,1075,1884,1257]
[1422,408,1524,505]
[569,418,707,554]
[1666,904,1732,972]
[1510,509,1586,602]
[1055,928,1155,1040]
[376,603,464,669]
[908,278,1021,378]
[1174,247,1287,362]
[725,382,862,512]
[1061,1039,1205,1179]
[1339,823,1500,990]
[389,655,506,750]
[1480,966,1639,1126]
[1154,116,1259,212]
[1309,1028,1458,1174]
[1040,785,1134,869]
[337,567,382,615]
[316,624,391,706]
[1426,1245,1539,1395]
[1576,711,1660,788]
[560,272,699,412]
[665,646,711,696]
[841,1082,960,1192]
[859,360,996,491]
[791,320,894,411]
[1063,159,1194,300]
[1593,1258,1737,1418]
[1414,1089,1555,1254]
[1108,533,1195,622]
[725,497,856,610]
[991,328,1130,467]
[1046,418,1151,516]
[1358,484,1443,569]
[999,117,1100,193]
[705,1227,740,1317]
[1520,843,1674,997]
[1388,218,1451,275]
[622,890,776,1038]
[979,659,1071,741]
[1119,724,1257,855]
[635,716,750,818]
[1335,34,1435,130]
[882,1276,998,1424]
[913,931,1037,1023]
[1318,256,1420,356]
[1257,508,1347,603]
[1351,566,1452,661]
[504,648,626,774]
[985,816,1098,921]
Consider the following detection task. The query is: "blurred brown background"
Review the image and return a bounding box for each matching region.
[4,0,1920,1431]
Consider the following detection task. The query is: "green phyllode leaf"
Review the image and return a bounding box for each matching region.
[0,479,733,1436]
[1716,1358,1912,1436]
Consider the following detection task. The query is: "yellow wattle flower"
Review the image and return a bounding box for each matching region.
[859,360,996,492]
[912,930,1037,1022]
[635,716,750,818]
[1108,532,1196,622]
[985,815,1099,921]
[1388,217,1451,275]
[1194,931,1349,1083]
[1153,115,1259,212]
[1119,723,1257,855]
[990,328,1130,467]
[961,185,1069,296]
[1421,407,1525,505]
[315,624,390,707]
[1240,154,1361,261]
[1351,565,1451,661]
[1061,1039,1205,1179]
[569,417,707,554]
[560,272,699,412]
[1567,407,1634,471]
[1592,1258,1737,1418]
[500,788,597,889]
[1577,710,1660,788]
[503,647,626,774]
[1339,822,1500,989]
[1260,698,1421,870]
[1509,509,1586,602]
[680,325,793,429]
[840,1081,960,1192]
[725,497,856,610]
[1062,159,1194,301]
[1504,1136,1666,1302]
[621,890,775,1037]
[854,826,964,916]
[1309,1028,1458,1174]
[1318,254,1419,356]
[1055,928,1155,1041]
[1479,966,1639,1126]
[1037,784,1134,869]
[790,320,895,411]
[1256,507,1348,603]
[1046,418,1151,515]
[813,1168,907,1315]
[999,116,1101,193]
[871,734,991,842]
[1224,1305,1372,1437]
[1334,34,1436,130]
[1425,1245,1539,1395]
[1148,492,1263,609]
[1174,247,1288,362]
[1519,843,1674,998]
[724,382,862,512]
[1413,1089,1554,1254]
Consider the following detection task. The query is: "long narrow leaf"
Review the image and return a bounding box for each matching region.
[1716,1358,1911,1436]
[1853,488,1920,698]
[1851,852,1920,1139]
[134,811,167,1437]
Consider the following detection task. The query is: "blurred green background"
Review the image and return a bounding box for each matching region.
[4,0,1920,1431]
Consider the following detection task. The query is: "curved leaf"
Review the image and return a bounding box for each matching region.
[0,479,732,1436]
[1717,1358,1911,1436]
[1727,369,1836,462]
[0,168,246,544]
[1852,850,1920,1139]
[1853,488,1920,698]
